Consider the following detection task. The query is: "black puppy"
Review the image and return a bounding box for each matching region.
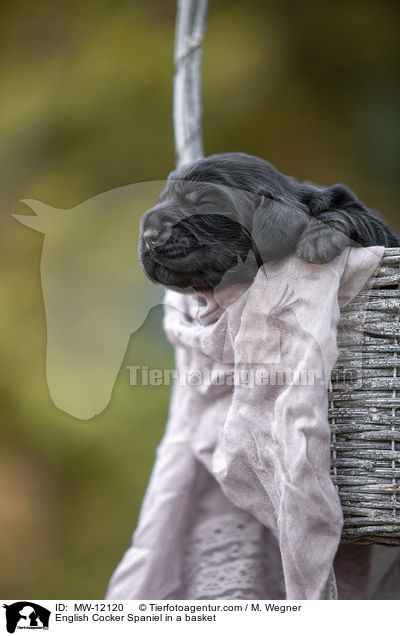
[139,152,400,291]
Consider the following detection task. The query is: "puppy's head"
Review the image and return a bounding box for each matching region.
[139,153,310,292]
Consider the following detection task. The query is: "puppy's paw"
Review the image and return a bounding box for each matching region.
[296,221,351,263]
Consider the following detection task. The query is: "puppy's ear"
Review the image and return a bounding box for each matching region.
[251,195,310,262]
[296,184,364,263]
[300,183,359,215]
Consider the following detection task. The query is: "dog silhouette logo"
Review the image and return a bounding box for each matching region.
[2,602,50,633]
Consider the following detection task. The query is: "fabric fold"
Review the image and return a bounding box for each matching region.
[106,246,384,600]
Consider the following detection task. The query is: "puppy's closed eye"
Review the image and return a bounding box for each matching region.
[185,191,213,206]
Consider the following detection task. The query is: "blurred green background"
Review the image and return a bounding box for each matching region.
[1,0,399,598]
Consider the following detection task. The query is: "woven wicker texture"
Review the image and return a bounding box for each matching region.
[330,247,400,544]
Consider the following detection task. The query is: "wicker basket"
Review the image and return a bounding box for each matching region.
[329,247,400,544]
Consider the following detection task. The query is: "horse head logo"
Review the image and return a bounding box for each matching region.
[3,602,50,634]
[14,182,166,420]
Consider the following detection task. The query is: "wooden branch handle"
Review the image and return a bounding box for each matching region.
[173,0,209,168]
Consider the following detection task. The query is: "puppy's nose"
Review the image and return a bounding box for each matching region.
[143,224,172,250]
[143,229,161,249]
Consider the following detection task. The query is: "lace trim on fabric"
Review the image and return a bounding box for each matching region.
[171,511,285,600]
